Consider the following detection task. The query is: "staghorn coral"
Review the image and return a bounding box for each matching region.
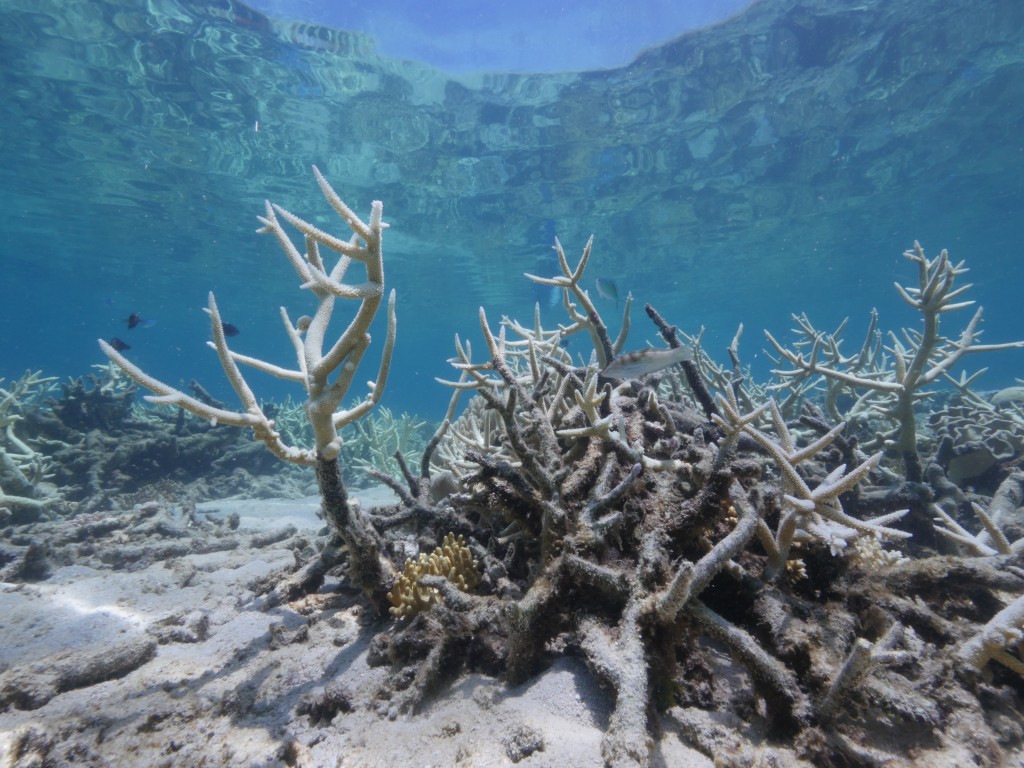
[766,242,1024,482]
[268,395,429,487]
[958,592,1024,679]
[387,532,480,618]
[262,395,312,449]
[99,168,398,613]
[99,168,396,468]
[342,405,430,485]
[933,473,1024,678]
[48,177,1023,766]
[362,235,1024,767]
[933,470,1024,561]
[713,388,911,579]
[0,371,60,517]
[431,386,506,477]
[369,242,829,757]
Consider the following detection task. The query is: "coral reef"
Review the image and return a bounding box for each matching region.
[10,177,1017,766]
[366,235,1024,766]
[765,243,1024,482]
[3,365,309,518]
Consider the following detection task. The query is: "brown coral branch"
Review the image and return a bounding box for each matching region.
[686,600,810,732]
[644,303,719,420]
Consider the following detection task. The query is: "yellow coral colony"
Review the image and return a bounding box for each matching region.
[387,533,480,618]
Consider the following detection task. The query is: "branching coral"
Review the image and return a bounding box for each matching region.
[522,235,632,367]
[367,235,927,764]
[713,391,911,578]
[343,406,429,484]
[932,472,1024,678]
[359,233,1024,765]
[101,168,396,467]
[0,371,59,515]
[766,242,1024,482]
[958,592,1024,679]
[74,181,1024,766]
[99,167,397,612]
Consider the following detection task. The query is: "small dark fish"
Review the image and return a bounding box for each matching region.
[601,345,694,380]
[108,337,131,352]
[125,312,156,329]
[221,322,240,337]
[595,277,619,307]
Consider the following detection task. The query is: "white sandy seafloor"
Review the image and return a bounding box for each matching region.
[0,490,712,767]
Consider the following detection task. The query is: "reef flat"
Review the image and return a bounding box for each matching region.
[3,175,1024,767]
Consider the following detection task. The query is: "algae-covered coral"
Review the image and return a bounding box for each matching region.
[6,174,1024,768]
[363,231,1024,765]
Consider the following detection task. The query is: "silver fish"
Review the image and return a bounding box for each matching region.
[601,345,694,379]
[595,276,619,307]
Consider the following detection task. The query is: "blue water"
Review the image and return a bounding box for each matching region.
[1,0,1022,420]
[242,0,754,72]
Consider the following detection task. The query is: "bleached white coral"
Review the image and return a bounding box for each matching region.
[959,593,1024,679]
[849,535,909,570]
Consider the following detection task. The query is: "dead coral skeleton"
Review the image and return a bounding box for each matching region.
[933,471,1024,556]
[63,181,1024,768]
[711,391,912,578]
[372,236,1024,767]
[766,242,1024,482]
[369,235,938,767]
[930,471,1024,679]
[958,591,1024,679]
[100,167,398,613]
[0,371,60,514]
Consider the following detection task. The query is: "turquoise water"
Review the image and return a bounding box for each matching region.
[1,0,1022,419]
[241,0,754,72]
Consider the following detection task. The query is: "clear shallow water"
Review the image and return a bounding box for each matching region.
[241,0,754,73]
[1,0,1022,419]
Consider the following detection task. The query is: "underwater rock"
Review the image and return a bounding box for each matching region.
[0,539,51,582]
[945,442,999,485]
